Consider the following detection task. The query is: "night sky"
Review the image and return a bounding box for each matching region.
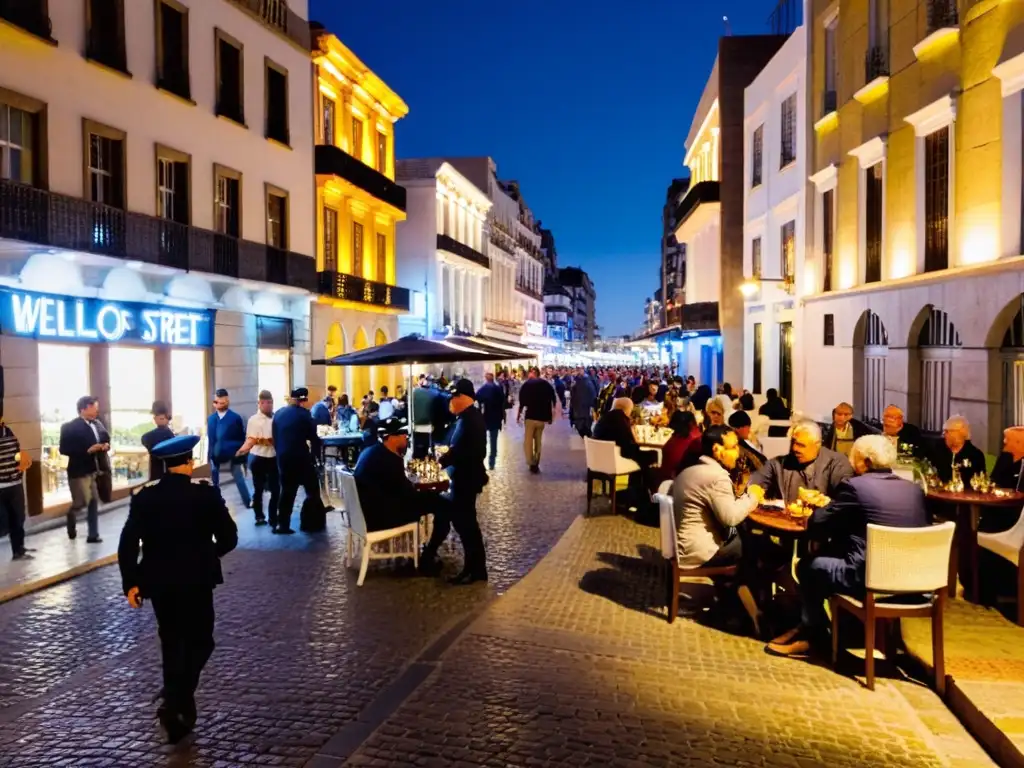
[310,0,781,337]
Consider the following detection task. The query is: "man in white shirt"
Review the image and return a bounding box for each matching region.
[236,390,278,528]
[378,385,395,420]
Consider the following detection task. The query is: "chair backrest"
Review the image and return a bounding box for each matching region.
[865,521,955,593]
[584,437,619,474]
[658,479,672,496]
[338,471,367,538]
[998,504,1024,553]
[654,492,676,560]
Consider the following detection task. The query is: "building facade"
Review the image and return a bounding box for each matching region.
[558,266,597,348]
[544,279,573,344]
[502,181,547,347]
[799,0,1024,452]
[0,0,315,516]
[310,26,410,402]
[395,159,491,340]
[742,23,807,405]
[661,177,690,328]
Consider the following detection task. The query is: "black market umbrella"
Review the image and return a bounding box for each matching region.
[312,334,510,367]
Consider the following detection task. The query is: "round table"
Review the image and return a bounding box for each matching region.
[408,476,449,493]
[926,488,1024,599]
[748,506,810,535]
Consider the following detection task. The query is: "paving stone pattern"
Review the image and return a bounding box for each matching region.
[0,422,585,766]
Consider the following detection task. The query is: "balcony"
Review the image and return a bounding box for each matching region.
[316,145,406,213]
[0,0,55,43]
[915,0,960,59]
[437,234,489,270]
[927,0,958,33]
[865,45,889,82]
[516,280,542,302]
[0,178,316,291]
[673,181,721,228]
[225,0,310,50]
[489,229,515,255]
[679,301,719,333]
[316,271,411,312]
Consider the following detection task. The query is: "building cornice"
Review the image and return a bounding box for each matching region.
[904,94,956,137]
[848,136,887,168]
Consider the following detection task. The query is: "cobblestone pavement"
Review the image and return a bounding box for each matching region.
[346,513,994,768]
[0,421,586,767]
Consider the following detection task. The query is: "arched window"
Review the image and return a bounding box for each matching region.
[918,308,962,433]
[1001,295,1024,429]
[858,310,888,423]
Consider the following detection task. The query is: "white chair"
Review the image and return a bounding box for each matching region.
[831,521,955,694]
[584,437,641,515]
[760,419,793,459]
[977,505,1024,625]
[655,492,738,623]
[337,471,419,586]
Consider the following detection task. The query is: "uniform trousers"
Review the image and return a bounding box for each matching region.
[423,488,486,574]
[150,587,215,724]
[249,456,280,526]
[278,456,321,531]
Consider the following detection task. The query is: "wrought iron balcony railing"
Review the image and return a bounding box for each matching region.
[0,178,316,290]
[315,145,406,212]
[225,0,310,50]
[437,234,490,270]
[516,280,542,302]
[316,270,411,311]
[865,45,889,82]
[927,0,958,33]
[0,0,55,42]
[679,301,720,332]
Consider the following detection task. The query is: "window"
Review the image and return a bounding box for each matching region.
[779,321,794,405]
[824,314,835,346]
[376,130,387,173]
[215,29,244,125]
[376,232,387,281]
[780,93,796,168]
[213,165,241,237]
[155,0,190,100]
[265,59,289,146]
[753,322,763,394]
[752,125,763,186]
[86,0,127,74]
[824,19,838,96]
[352,221,364,275]
[258,348,291,408]
[155,145,190,224]
[865,163,883,283]
[170,349,208,465]
[84,120,125,208]
[266,186,287,248]
[323,206,338,271]
[781,220,795,281]
[39,344,90,508]
[822,188,835,291]
[351,116,363,160]
[0,102,35,185]
[322,95,336,145]
[108,346,155,492]
[751,236,762,278]
[924,127,949,273]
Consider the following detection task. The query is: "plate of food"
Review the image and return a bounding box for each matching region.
[797,487,831,508]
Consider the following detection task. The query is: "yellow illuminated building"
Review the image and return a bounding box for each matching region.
[310,28,411,401]
[800,0,1024,452]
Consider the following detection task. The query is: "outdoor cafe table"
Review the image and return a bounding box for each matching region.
[406,474,449,541]
[926,488,1024,600]
[748,505,810,537]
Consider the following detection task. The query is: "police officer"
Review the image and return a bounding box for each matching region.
[422,379,489,584]
[117,434,238,744]
[272,387,326,533]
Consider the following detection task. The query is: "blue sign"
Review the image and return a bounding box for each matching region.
[0,289,213,347]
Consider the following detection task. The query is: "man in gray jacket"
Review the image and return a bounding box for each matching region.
[748,421,853,504]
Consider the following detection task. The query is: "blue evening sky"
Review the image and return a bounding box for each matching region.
[310,0,780,337]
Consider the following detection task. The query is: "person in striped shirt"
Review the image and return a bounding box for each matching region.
[0,422,31,560]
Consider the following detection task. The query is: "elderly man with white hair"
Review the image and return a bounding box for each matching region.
[767,434,931,657]
[929,415,986,486]
[747,421,853,505]
[593,397,659,507]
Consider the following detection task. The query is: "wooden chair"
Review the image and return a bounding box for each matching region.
[584,437,641,515]
[830,521,955,694]
[977,504,1024,625]
[338,471,419,586]
[655,492,738,623]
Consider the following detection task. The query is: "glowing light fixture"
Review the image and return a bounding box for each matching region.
[854,76,889,104]
[814,110,838,133]
[913,27,960,61]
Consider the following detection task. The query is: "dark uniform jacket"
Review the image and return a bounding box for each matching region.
[353,443,421,531]
[439,405,488,495]
[930,439,987,485]
[117,475,238,596]
[475,382,507,431]
[273,404,317,465]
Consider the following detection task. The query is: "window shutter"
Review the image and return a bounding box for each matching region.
[173,162,189,224]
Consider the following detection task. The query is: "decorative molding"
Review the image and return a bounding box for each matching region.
[913,27,960,61]
[904,94,956,136]
[993,50,1024,97]
[809,163,838,189]
[848,136,887,168]
[854,75,889,104]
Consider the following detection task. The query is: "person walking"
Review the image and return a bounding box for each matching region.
[58,395,109,543]
[236,390,278,528]
[476,372,506,470]
[517,367,557,474]
[0,420,32,560]
[272,387,325,534]
[570,372,598,438]
[118,434,237,744]
[206,389,252,509]
[141,401,175,482]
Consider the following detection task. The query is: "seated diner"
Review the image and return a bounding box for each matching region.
[747,421,853,504]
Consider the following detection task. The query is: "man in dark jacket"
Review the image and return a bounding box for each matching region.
[882,404,925,457]
[767,434,930,657]
[758,388,791,420]
[992,426,1024,491]
[141,401,176,481]
[748,421,853,504]
[206,389,251,508]
[59,395,110,543]
[593,397,658,501]
[517,367,557,474]
[930,415,986,485]
[820,402,874,458]
[570,373,598,438]
[272,388,324,534]
[118,434,237,743]
[476,372,506,470]
[422,379,488,584]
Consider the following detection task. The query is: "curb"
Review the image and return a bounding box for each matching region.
[0,553,119,605]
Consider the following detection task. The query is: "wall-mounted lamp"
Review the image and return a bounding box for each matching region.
[738,276,794,298]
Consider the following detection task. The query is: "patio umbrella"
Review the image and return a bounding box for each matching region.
[312,334,510,366]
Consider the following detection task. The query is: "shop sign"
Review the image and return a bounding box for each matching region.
[0,289,213,347]
[525,320,543,336]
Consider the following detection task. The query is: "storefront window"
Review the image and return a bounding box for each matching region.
[171,348,208,463]
[258,348,290,405]
[108,347,154,490]
[40,344,90,508]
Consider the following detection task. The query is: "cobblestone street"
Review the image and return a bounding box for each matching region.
[0,420,998,767]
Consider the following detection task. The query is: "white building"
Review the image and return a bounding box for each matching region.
[0,0,314,515]
[742,24,807,406]
[395,159,491,338]
[502,181,547,346]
